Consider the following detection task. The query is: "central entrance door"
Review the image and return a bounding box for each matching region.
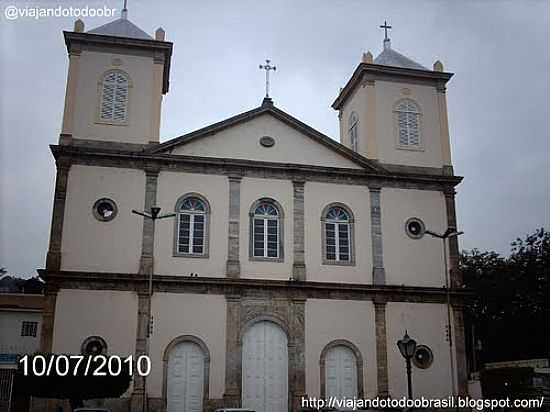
[242,320,288,412]
[167,341,205,412]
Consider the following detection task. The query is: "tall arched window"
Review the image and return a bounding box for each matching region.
[99,70,129,123]
[348,112,359,151]
[175,195,209,257]
[322,204,354,265]
[395,99,422,147]
[250,199,283,260]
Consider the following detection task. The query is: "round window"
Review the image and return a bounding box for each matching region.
[413,344,434,369]
[259,136,275,147]
[81,336,108,356]
[93,198,118,222]
[405,217,425,239]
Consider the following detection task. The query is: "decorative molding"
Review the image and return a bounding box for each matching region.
[369,187,385,284]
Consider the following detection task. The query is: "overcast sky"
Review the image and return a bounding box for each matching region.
[1,0,549,277]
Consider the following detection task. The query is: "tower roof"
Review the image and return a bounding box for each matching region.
[374,39,427,70]
[88,17,152,40]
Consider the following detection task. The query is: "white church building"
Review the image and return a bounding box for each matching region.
[39,7,469,412]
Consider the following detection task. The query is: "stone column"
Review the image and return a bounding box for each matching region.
[290,299,306,411]
[369,187,386,284]
[444,189,461,288]
[226,176,242,278]
[39,284,59,353]
[45,159,71,271]
[374,300,389,397]
[452,304,469,397]
[132,167,159,411]
[223,295,242,407]
[292,180,306,281]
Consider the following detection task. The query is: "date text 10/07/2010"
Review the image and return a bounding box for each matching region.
[18,354,151,377]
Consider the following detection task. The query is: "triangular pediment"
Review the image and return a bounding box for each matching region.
[150,102,384,172]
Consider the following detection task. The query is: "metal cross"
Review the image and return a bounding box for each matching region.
[379,20,392,40]
[259,59,276,98]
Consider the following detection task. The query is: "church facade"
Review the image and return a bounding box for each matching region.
[39,10,469,412]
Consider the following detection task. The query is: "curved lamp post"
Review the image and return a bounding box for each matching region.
[397,331,417,399]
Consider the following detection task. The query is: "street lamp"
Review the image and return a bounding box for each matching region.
[397,331,417,399]
[424,227,463,398]
[131,206,175,412]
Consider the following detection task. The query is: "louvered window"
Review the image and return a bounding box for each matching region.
[348,112,359,152]
[324,206,352,262]
[395,99,421,147]
[21,321,38,337]
[253,202,280,258]
[177,197,207,255]
[100,71,129,123]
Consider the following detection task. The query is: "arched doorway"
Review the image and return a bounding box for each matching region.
[166,340,206,412]
[325,345,358,401]
[242,320,288,412]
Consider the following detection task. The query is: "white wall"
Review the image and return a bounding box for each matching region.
[61,165,144,273]
[305,299,377,398]
[52,289,137,356]
[386,302,454,398]
[0,310,42,355]
[305,182,372,283]
[171,113,362,169]
[148,293,226,399]
[72,49,158,144]
[154,171,228,277]
[382,188,447,287]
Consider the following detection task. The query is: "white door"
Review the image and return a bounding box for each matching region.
[167,341,205,412]
[326,345,358,403]
[242,321,288,412]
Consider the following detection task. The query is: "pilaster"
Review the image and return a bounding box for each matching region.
[138,168,159,275]
[39,284,59,353]
[226,175,242,278]
[223,295,242,407]
[452,304,469,396]
[60,44,81,138]
[369,187,386,284]
[292,180,306,281]
[444,189,461,287]
[374,299,389,397]
[436,83,453,167]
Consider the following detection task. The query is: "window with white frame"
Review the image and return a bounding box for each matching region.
[348,112,359,151]
[323,205,353,263]
[176,196,208,256]
[252,201,281,259]
[395,99,421,147]
[99,71,129,123]
[21,321,38,337]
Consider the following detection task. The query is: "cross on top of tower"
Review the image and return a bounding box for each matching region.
[259,59,276,100]
[379,20,392,41]
[121,0,128,19]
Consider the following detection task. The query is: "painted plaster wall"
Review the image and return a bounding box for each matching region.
[61,165,144,273]
[304,182,373,283]
[381,188,447,287]
[148,293,226,399]
[374,81,443,168]
[52,289,137,357]
[305,299,377,398]
[71,48,159,144]
[0,311,42,354]
[154,171,228,277]
[171,113,362,169]
[240,177,294,280]
[386,302,454,398]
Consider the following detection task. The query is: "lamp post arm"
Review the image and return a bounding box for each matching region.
[132,210,151,219]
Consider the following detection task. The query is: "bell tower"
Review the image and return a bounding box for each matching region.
[332,25,454,175]
[60,7,172,148]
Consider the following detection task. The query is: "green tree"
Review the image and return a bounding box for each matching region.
[461,228,550,364]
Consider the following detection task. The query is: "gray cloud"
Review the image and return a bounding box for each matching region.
[1,0,549,277]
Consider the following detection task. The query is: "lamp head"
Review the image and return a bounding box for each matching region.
[150,206,161,219]
[397,331,417,359]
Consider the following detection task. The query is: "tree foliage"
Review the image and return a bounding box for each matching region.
[461,228,550,363]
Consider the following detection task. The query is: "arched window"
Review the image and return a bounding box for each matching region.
[348,112,359,151]
[322,204,354,265]
[395,99,421,147]
[99,70,129,123]
[175,195,209,257]
[250,199,283,260]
